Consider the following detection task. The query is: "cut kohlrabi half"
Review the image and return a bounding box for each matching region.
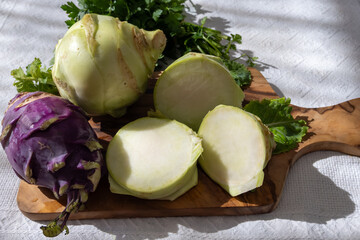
[153,52,245,131]
[198,105,276,197]
[106,117,202,200]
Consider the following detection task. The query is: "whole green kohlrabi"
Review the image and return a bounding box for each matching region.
[0,92,104,237]
[52,13,166,117]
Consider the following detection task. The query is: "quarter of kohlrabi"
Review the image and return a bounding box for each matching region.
[198,105,276,196]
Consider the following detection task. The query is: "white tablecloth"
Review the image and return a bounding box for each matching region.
[1,0,359,239]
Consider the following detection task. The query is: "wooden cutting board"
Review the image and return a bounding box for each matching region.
[16,68,360,221]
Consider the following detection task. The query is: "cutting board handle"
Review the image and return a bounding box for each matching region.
[291,98,360,164]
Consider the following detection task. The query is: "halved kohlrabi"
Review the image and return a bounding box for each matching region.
[153,52,244,131]
[198,105,276,196]
[106,117,203,200]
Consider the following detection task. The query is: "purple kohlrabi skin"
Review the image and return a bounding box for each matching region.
[0,92,104,202]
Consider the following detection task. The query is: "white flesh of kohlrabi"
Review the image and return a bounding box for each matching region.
[153,52,244,131]
[106,117,203,200]
[198,105,275,197]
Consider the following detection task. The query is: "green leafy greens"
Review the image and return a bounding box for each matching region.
[8,2,308,154]
[11,1,256,92]
[61,0,186,38]
[11,58,59,95]
[60,0,255,87]
[222,58,252,87]
[244,98,308,154]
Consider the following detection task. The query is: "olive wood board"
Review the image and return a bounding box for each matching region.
[17,68,360,221]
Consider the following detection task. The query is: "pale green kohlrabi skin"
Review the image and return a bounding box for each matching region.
[153,52,245,131]
[198,105,276,197]
[106,117,203,200]
[52,14,166,117]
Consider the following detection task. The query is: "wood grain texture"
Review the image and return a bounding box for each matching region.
[16,68,360,221]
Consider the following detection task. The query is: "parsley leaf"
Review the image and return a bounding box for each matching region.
[222,59,252,87]
[61,2,81,27]
[152,9,163,21]
[244,98,308,154]
[11,58,59,95]
[61,0,186,36]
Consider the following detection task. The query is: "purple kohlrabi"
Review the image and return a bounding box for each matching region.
[0,92,104,237]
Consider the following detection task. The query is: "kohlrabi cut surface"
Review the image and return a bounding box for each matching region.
[153,52,244,130]
[106,117,202,200]
[198,105,276,197]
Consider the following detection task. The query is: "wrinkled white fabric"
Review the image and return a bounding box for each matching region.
[0,0,359,239]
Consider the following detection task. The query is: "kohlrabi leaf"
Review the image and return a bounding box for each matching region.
[244,97,308,154]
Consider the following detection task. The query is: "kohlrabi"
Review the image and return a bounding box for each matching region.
[0,92,104,237]
[52,13,166,117]
[106,117,203,200]
[198,105,276,196]
[153,52,244,131]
